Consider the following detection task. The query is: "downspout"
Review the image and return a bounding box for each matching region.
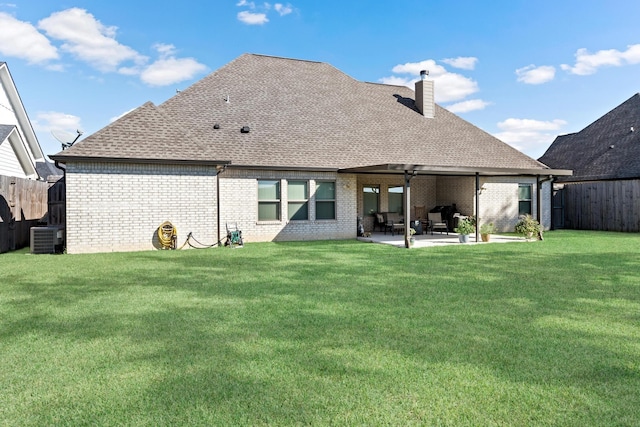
[54,160,66,252]
[537,174,554,229]
[216,165,227,246]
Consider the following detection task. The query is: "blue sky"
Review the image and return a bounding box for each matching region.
[1,1,639,160]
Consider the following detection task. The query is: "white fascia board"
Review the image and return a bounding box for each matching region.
[0,63,44,162]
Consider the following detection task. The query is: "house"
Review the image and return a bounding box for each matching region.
[539,93,640,231]
[50,53,570,254]
[1,62,58,252]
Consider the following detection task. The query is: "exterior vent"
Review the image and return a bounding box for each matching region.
[30,227,63,254]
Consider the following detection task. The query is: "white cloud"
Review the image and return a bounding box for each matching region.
[445,99,491,113]
[561,44,640,75]
[377,75,414,87]
[237,1,293,24]
[441,56,478,70]
[516,64,555,84]
[0,12,59,64]
[382,59,479,103]
[237,10,269,25]
[137,43,207,86]
[32,111,82,141]
[494,118,567,156]
[38,8,146,72]
[497,118,567,132]
[274,3,293,16]
[140,55,207,87]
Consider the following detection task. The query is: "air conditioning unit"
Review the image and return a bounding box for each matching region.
[30,227,63,254]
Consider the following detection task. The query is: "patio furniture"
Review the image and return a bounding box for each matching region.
[374,213,386,232]
[384,212,405,236]
[428,212,448,235]
[413,205,428,234]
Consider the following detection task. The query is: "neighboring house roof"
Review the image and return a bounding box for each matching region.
[0,123,13,140]
[0,124,38,178]
[0,62,44,164]
[539,93,640,182]
[52,54,558,175]
[35,160,63,181]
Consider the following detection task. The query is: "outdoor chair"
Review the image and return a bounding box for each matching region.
[374,213,386,232]
[384,212,405,236]
[428,212,448,235]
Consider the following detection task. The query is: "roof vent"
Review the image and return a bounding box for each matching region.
[631,126,635,132]
[213,124,220,129]
[241,126,250,133]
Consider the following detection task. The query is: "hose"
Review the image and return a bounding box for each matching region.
[157,222,224,250]
[158,221,177,250]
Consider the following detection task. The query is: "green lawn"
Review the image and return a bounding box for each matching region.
[1,230,639,426]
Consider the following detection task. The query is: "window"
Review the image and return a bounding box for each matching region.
[518,184,532,215]
[288,180,308,221]
[258,180,280,221]
[388,186,404,215]
[315,181,336,220]
[363,186,379,216]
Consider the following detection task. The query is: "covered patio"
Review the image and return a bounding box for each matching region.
[343,163,572,248]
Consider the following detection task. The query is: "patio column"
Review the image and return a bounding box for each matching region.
[475,173,480,243]
[536,174,541,224]
[404,170,411,248]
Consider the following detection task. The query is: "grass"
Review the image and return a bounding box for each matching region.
[1,230,639,426]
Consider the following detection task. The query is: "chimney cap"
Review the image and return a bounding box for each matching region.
[420,70,429,79]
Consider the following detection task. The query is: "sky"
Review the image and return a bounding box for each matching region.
[1,1,639,161]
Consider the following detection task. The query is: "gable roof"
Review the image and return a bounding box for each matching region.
[0,62,44,163]
[539,93,640,182]
[0,124,38,178]
[52,54,561,175]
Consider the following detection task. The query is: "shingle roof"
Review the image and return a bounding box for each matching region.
[539,93,640,182]
[0,124,14,141]
[53,53,548,171]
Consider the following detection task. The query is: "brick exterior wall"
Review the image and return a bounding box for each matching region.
[65,162,218,254]
[219,169,357,242]
[64,162,550,253]
[477,177,550,232]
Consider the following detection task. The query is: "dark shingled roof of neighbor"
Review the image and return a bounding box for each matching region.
[52,53,556,174]
[539,93,640,182]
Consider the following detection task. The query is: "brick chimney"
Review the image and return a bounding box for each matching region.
[415,70,434,118]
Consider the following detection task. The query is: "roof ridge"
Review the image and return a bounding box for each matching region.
[245,52,324,64]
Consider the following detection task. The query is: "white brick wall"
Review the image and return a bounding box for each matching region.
[64,162,551,253]
[65,162,218,253]
[219,169,357,242]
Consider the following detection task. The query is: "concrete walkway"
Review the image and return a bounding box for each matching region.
[357,231,525,248]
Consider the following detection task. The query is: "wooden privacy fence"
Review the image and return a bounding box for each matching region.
[563,179,640,232]
[0,175,50,253]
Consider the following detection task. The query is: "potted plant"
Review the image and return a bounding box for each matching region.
[514,214,541,240]
[409,227,416,246]
[479,222,496,242]
[454,217,475,243]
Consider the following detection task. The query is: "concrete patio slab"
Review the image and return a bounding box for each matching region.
[357,231,525,248]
